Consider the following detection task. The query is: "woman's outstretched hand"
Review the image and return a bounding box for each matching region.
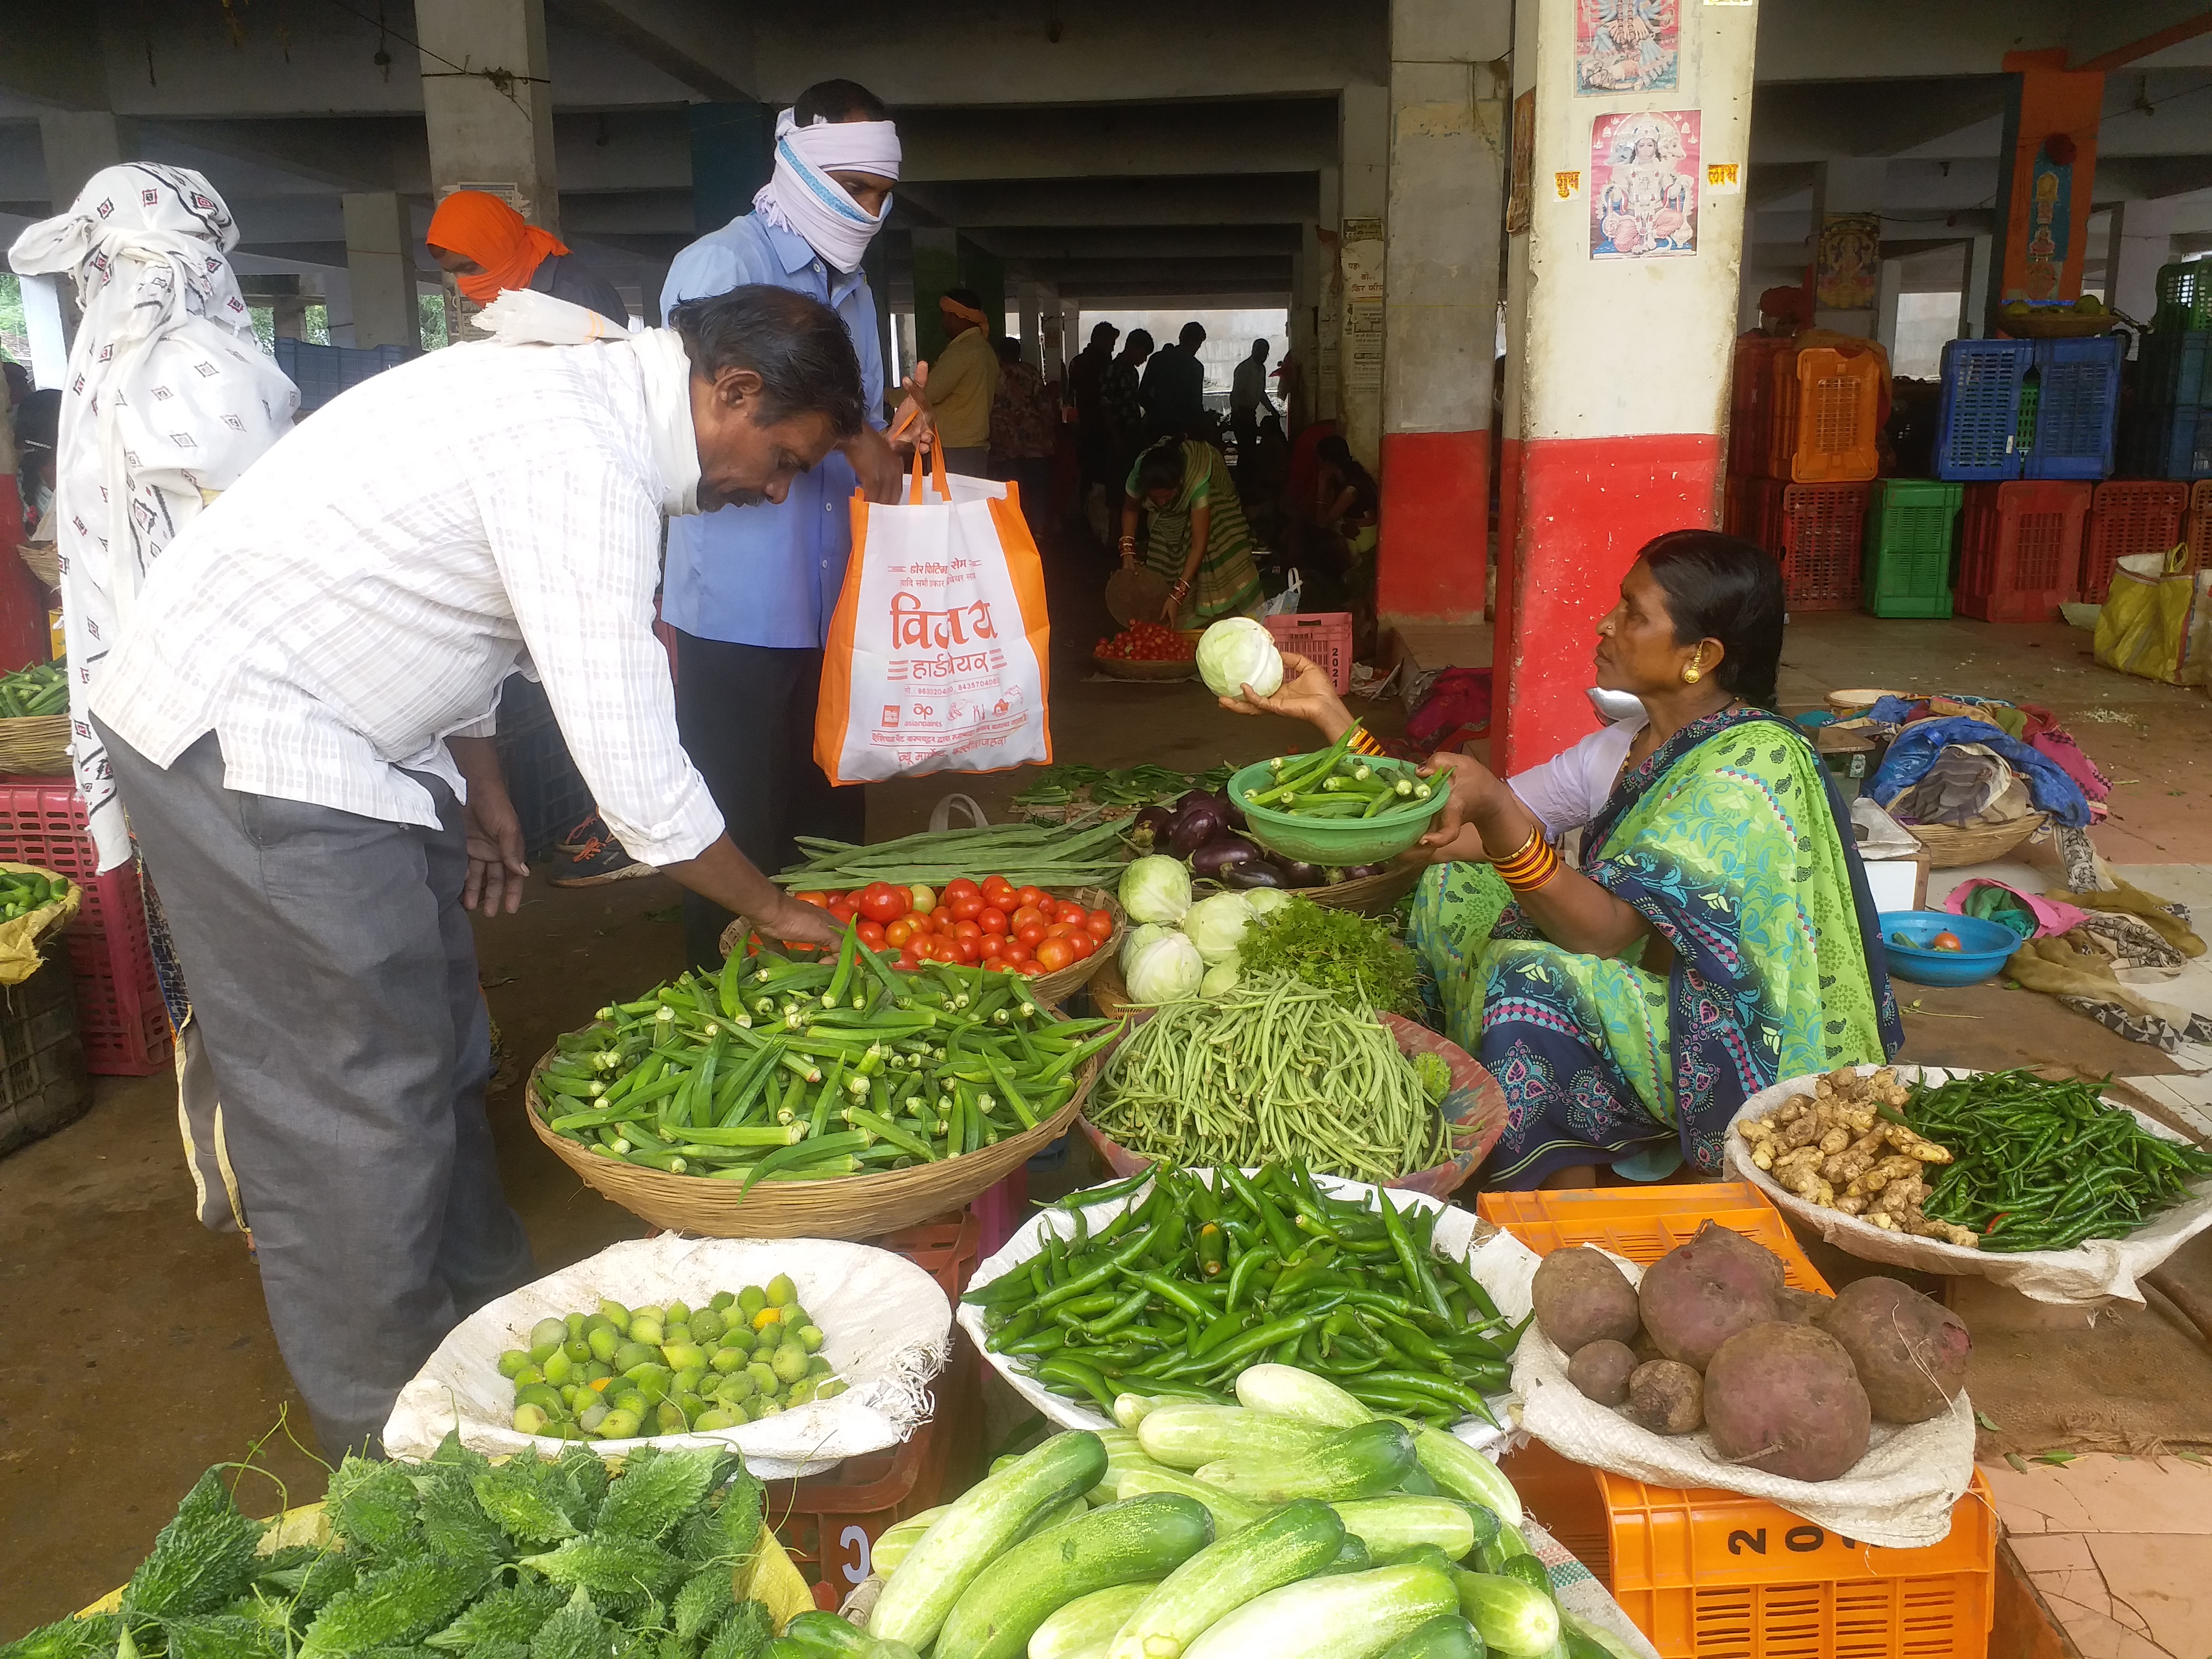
[1416,750,1512,859]
[1216,649,1352,739]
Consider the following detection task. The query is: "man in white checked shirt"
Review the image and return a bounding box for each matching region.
[89,284,855,1459]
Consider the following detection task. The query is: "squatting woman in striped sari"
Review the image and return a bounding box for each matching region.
[1120,436,1264,625]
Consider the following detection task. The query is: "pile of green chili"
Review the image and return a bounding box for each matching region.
[534,931,1119,1185]
[1012,761,1238,809]
[968,1162,1525,1423]
[1904,1069,2212,1251]
[1089,975,1463,1183]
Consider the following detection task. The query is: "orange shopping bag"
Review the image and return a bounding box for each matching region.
[815,445,1053,785]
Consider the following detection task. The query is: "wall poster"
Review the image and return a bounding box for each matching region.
[1589,110,1698,260]
[1340,215,1384,392]
[2022,152,2071,301]
[1815,212,1881,310]
[1575,0,1679,95]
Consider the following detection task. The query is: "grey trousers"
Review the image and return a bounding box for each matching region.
[97,721,535,1459]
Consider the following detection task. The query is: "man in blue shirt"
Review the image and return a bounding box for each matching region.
[661,79,918,968]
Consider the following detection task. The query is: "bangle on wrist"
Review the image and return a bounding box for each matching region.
[1347,727,1386,758]
[1492,827,1562,892]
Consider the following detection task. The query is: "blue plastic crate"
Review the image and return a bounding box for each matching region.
[2026,336,2122,481]
[2120,403,2212,481]
[1934,339,2032,481]
[273,338,416,412]
[2139,331,2212,408]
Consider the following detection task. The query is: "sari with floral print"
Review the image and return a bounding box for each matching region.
[1407,707,1902,1188]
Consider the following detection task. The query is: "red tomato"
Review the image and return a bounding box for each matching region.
[1034,937,1076,974]
[856,919,886,950]
[979,934,1008,962]
[856,881,909,924]
[897,944,922,968]
[977,905,1010,936]
[942,878,982,905]
[1010,904,1046,932]
[982,875,1017,904]
[1005,939,1033,965]
[1066,929,1096,960]
[1016,885,1048,911]
[952,937,980,963]
[828,901,857,926]
[884,918,915,948]
[916,937,950,963]
[794,890,831,909]
[984,957,1013,973]
[901,909,934,934]
[947,895,985,922]
[952,919,983,942]
[1045,921,1074,939]
[1016,922,1048,948]
[1085,909,1116,940]
[1015,957,1048,977]
[1056,901,1088,926]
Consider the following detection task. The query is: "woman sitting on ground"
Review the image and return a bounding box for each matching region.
[1120,435,1264,626]
[1223,529,1901,1189]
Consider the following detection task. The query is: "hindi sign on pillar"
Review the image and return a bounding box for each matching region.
[1590,111,1699,259]
[814,449,1053,786]
[1340,216,1385,393]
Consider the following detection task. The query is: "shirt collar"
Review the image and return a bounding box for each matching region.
[758,216,865,302]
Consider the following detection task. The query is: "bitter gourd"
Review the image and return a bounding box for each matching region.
[520,1539,683,1603]
[698,1603,771,1659]
[525,1590,615,1659]
[163,1612,288,1659]
[121,1469,263,1621]
[472,1464,582,1548]
[301,1556,492,1658]
[596,1450,723,1544]
[425,1586,566,1654]
[670,1570,734,1645]
[326,1460,427,1562]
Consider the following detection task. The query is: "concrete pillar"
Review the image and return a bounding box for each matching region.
[1493,0,1757,775]
[1338,86,1390,468]
[2105,198,2176,323]
[1990,50,2104,318]
[37,111,132,210]
[416,0,558,337]
[1873,257,1904,354]
[1958,234,1994,339]
[1289,229,1321,430]
[1811,158,1887,337]
[20,276,70,386]
[1316,166,1343,422]
[341,192,418,351]
[1376,0,1511,627]
[687,102,772,234]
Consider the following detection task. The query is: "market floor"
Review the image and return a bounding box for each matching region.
[2,531,2209,1635]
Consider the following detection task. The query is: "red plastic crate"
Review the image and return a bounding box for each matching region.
[2187,480,2212,575]
[0,778,171,1075]
[1776,482,1871,611]
[1727,336,1791,478]
[1263,611,1354,694]
[871,1208,984,1305]
[2083,480,2187,603]
[1956,481,2089,622]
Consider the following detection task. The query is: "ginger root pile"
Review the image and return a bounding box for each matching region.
[1736,1068,1980,1249]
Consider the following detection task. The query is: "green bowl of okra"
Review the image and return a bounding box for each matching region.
[1228,753,1450,866]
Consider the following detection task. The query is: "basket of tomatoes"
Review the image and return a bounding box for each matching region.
[728,876,1125,1007]
[1093,621,1199,681]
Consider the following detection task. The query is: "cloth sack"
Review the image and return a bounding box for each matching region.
[816,447,1052,785]
[384,1235,952,1477]
[1941,878,2088,941]
[2095,549,2212,686]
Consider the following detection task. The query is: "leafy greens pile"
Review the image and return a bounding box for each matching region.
[1233,895,1420,1017]
[3,1437,778,1659]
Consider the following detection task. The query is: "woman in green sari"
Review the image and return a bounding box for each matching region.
[1222,531,1901,1189]
[1118,437,1264,625]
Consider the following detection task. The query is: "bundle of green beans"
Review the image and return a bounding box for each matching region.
[968,1161,1526,1424]
[1012,761,1238,809]
[535,928,1121,1184]
[1090,974,1466,1184]
[1240,721,1439,821]
[771,815,1130,890]
[0,658,67,718]
[1904,1069,2212,1251]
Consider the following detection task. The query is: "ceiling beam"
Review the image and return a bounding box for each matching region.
[2073,7,2212,71]
[894,173,1319,229]
[544,0,757,100]
[898,99,1336,184]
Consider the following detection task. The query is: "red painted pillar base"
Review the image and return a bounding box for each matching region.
[1494,434,1523,637]
[1375,429,1490,625]
[0,479,48,675]
[1495,433,1721,775]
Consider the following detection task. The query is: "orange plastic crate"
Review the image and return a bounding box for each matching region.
[1504,1441,1996,1659]
[1776,482,1871,611]
[1787,348,1884,483]
[1476,1182,1827,1291]
[2083,480,2187,603]
[1955,481,2087,623]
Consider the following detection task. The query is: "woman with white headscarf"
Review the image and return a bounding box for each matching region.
[9,163,298,1234]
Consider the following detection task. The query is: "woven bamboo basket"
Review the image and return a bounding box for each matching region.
[17,540,58,589]
[0,715,71,776]
[1300,855,1426,915]
[1091,651,1197,682]
[721,887,1123,1007]
[1902,811,2048,870]
[528,1046,1101,1238]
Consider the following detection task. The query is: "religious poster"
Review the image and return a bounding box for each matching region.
[1506,90,1537,234]
[2023,151,2071,301]
[1815,212,1881,310]
[1575,0,1679,95]
[1589,110,1698,260]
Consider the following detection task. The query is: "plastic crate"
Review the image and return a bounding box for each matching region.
[1730,477,1785,554]
[2154,259,2212,333]
[1726,337,1791,478]
[1933,339,2032,481]
[2083,480,2188,603]
[1783,347,1883,483]
[1263,611,1354,694]
[2137,330,2212,407]
[1503,1440,1996,1659]
[1775,483,1870,611]
[2118,401,2212,481]
[1861,480,1960,619]
[2186,480,2212,575]
[273,338,414,413]
[0,950,91,1156]
[871,1208,984,1305]
[493,675,594,861]
[1476,1182,1827,1290]
[2025,336,2122,481]
[1956,481,2089,623]
[0,778,173,1074]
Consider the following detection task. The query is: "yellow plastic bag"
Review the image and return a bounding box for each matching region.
[0,860,81,986]
[2094,547,2212,687]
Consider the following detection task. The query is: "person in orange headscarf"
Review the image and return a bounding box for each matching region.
[425,190,629,329]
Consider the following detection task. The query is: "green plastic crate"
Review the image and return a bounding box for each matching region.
[1863,479,1961,618]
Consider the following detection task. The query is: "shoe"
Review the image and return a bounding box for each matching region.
[550,832,654,887]
[553,809,606,854]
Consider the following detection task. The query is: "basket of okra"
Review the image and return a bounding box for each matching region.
[0,660,71,776]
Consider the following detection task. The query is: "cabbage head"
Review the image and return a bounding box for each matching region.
[1118,854,1191,924]
[1181,891,1253,965]
[1195,617,1285,699]
[1125,930,1204,1003]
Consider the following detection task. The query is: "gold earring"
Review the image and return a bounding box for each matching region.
[1683,664,1702,684]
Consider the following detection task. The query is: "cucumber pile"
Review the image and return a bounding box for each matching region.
[499,1278,842,1442]
[0,659,67,719]
[834,1368,1636,1659]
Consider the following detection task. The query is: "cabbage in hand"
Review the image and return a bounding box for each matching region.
[1196,617,1286,699]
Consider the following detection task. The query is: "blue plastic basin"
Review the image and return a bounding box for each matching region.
[1879,910,2020,986]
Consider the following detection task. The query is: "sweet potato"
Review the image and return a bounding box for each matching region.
[1566,1338,1639,1406]
[1636,1221,1784,1369]
[1624,1359,1703,1434]
[1816,1276,1970,1424]
[1530,1246,1641,1355]
[1704,1322,1871,1482]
